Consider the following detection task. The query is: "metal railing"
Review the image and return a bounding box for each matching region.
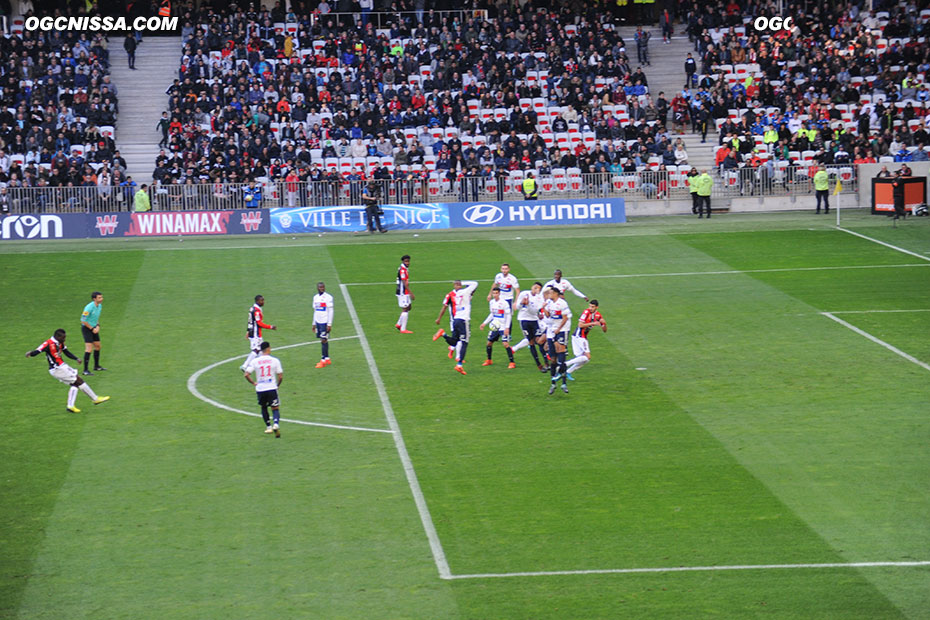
[301,10,488,31]
[0,166,859,215]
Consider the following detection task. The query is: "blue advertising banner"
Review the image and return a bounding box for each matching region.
[89,209,269,238]
[0,213,89,241]
[448,198,625,228]
[1,209,269,241]
[271,203,450,234]
[271,198,624,234]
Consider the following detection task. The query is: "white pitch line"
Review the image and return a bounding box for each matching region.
[186,336,393,434]
[828,309,930,315]
[448,560,930,580]
[821,312,930,373]
[342,263,929,287]
[339,283,452,580]
[837,227,930,262]
[0,224,842,256]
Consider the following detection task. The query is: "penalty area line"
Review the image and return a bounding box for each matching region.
[339,283,452,580]
[447,560,930,580]
[186,336,393,434]
[821,312,930,373]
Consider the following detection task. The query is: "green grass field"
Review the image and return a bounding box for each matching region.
[2,210,929,619]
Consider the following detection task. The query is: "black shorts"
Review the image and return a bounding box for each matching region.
[521,320,542,340]
[315,322,329,339]
[257,390,280,408]
[487,329,510,343]
[81,325,100,343]
[451,318,470,343]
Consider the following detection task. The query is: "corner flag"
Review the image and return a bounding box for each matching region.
[833,180,842,196]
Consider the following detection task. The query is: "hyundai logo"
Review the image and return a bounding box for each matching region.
[463,204,503,225]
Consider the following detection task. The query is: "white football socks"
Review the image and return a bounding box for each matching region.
[566,356,589,374]
[241,350,258,371]
[398,311,409,330]
[79,382,98,401]
[67,386,78,408]
[511,338,529,352]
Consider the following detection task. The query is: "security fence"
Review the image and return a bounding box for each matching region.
[0,165,860,215]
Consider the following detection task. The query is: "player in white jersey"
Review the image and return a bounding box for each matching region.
[488,263,520,307]
[542,287,572,394]
[244,341,284,437]
[510,281,548,372]
[394,254,414,333]
[479,287,515,368]
[543,269,589,301]
[312,281,334,368]
[433,279,478,375]
[566,299,607,380]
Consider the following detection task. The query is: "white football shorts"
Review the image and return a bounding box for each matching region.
[49,364,78,385]
[396,294,411,308]
[571,335,590,357]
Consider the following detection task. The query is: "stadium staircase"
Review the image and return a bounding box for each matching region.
[614,25,728,214]
[109,37,181,185]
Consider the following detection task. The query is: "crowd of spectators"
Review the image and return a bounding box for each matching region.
[154,0,696,192]
[676,0,930,182]
[0,21,129,198]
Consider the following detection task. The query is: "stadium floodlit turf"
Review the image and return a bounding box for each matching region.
[2,210,929,619]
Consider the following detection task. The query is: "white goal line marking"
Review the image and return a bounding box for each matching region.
[821,312,930,373]
[447,560,930,580]
[343,263,929,287]
[837,227,930,263]
[186,336,394,434]
[339,283,452,579]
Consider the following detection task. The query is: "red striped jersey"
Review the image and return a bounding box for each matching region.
[37,337,67,369]
[574,309,604,339]
[247,304,271,338]
[442,289,457,318]
[396,263,409,295]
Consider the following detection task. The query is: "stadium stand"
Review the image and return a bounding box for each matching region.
[0,23,126,196]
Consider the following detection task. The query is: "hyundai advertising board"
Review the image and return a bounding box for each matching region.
[450,199,625,228]
[271,198,624,234]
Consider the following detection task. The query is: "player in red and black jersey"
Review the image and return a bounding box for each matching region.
[566,300,607,380]
[26,328,110,413]
[394,254,414,333]
[240,295,276,371]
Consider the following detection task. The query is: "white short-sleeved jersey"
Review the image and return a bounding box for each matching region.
[451,281,478,320]
[544,298,572,335]
[484,298,512,328]
[493,273,519,301]
[312,292,334,325]
[245,354,283,392]
[543,277,587,299]
[515,290,546,322]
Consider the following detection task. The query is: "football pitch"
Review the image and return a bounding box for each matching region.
[2,210,929,619]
